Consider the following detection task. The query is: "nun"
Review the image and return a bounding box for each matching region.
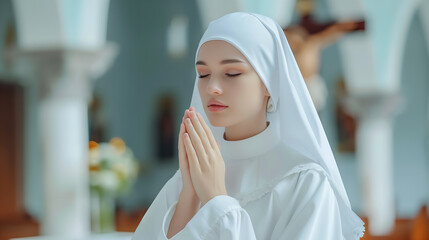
[132,12,365,240]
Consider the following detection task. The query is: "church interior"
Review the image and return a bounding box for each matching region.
[0,0,428,239]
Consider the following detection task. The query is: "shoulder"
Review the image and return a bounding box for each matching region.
[284,162,329,185]
[282,162,332,192]
[262,162,335,206]
[279,163,337,208]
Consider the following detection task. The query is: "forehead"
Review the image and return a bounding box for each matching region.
[196,40,249,63]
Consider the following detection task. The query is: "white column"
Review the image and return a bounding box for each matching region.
[11,0,116,237]
[346,92,402,235]
[40,91,89,236]
[17,46,117,237]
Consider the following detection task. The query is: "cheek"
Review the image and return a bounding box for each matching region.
[233,80,264,112]
[197,80,206,96]
[197,81,207,106]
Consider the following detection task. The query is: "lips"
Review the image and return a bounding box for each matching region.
[209,104,226,107]
[208,99,227,107]
[208,105,228,112]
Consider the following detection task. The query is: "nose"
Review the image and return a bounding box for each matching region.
[207,77,223,95]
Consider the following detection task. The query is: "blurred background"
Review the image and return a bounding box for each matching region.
[0,0,428,239]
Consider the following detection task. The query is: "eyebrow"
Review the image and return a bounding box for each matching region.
[196,59,245,65]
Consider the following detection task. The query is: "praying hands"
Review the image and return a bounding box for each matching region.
[167,107,228,238]
[181,107,228,206]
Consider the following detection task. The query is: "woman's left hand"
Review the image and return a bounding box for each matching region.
[183,108,227,206]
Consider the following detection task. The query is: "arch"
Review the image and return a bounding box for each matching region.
[385,0,423,90]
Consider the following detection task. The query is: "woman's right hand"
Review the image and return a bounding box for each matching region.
[178,107,199,199]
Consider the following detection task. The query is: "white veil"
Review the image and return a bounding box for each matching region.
[189,12,365,239]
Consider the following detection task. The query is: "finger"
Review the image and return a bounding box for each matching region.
[180,108,187,133]
[189,110,212,151]
[184,117,208,164]
[180,110,190,166]
[184,109,194,132]
[196,112,219,153]
[185,107,195,122]
[179,123,192,178]
[183,133,200,173]
[178,122,183,150]
[178,122,188,162]
[180,110,188,147]
[183,110,189,130]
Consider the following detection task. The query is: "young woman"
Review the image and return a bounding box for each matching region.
[132,12,365,239]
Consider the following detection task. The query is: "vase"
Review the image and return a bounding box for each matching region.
[90,189,116,233]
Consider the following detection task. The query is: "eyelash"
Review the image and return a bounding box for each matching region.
[198,73,242,78]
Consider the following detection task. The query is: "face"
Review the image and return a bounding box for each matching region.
[196,40,270,127]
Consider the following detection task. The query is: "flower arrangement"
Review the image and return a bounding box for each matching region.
[88,137,139,232]
[89,137,139,195]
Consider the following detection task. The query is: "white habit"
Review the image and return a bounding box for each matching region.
[132,12,364,240]
[132,120,351,239]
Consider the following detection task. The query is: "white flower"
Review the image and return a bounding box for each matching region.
[91,170,119,192]
[88,138,139,194]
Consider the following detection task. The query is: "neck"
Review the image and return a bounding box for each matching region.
[224,115,269,141]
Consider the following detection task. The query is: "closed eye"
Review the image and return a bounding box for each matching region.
[226,73,241,77]
[198,74,210,78]
[198,73,241,78]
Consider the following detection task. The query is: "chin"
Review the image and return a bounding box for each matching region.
[207,118,225,127]
[206,115,228,127]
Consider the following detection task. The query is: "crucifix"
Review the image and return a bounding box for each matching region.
[283,0,365,112]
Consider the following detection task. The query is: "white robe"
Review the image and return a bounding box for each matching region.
[132,121,347,239]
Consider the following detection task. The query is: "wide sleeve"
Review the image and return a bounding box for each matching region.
[132,170,182,240]
[167,195,257,240]
[270,168,344,240]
